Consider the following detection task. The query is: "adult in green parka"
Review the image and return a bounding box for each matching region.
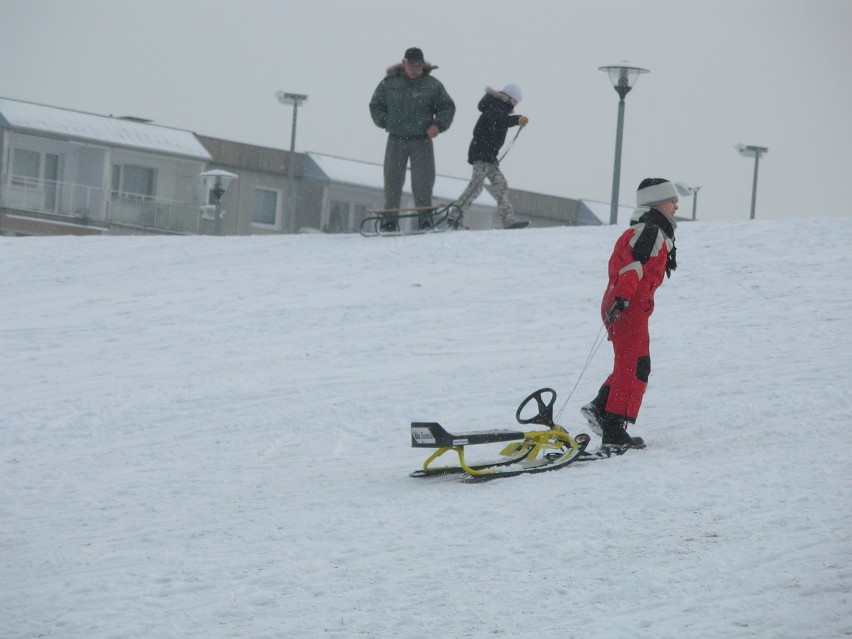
[369,47,455,231]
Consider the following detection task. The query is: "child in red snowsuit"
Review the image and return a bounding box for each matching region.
[582,178,679,453]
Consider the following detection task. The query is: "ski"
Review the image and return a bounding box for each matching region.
[574,442,647,462]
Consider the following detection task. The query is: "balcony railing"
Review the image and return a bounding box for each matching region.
[1,175,202,234]
[4,175,106,221]
[108,196,201,234]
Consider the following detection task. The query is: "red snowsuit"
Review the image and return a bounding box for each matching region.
[598,209,677,423]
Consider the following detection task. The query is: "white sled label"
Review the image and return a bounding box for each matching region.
[411,427,437,445]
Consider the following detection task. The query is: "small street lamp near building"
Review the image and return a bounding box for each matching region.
[675,182,702,221]
[599,61,649,225]
[275,91,308,233]
[200,169,238,235]
[735,144,768,220]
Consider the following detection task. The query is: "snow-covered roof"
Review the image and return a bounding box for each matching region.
[580,199,636,225]
[0,97,212,161]
[306,152,496,207]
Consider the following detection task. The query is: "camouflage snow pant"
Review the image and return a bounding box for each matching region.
[455,161,518,228]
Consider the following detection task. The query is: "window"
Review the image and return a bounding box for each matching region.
[112,163,156,199]
[328,201,368,233]
[253,188,279,226]
[123,165,154,197]
[328,200,348,233]
[11,149,40,188]
[44,154,60,211]
[353,204,367,231]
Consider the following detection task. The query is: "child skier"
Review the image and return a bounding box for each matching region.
[582,178,679,454]
[452,85,529,230]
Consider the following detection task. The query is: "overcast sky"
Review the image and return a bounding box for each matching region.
[1,0,850,222]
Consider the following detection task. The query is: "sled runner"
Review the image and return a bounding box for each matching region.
[410,388,592,481]
[359,203,462,237]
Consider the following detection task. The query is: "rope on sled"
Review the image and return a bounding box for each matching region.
[554,324,608,424]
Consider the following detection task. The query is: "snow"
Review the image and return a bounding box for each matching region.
[0,97,212,160]
[2,218,851,638]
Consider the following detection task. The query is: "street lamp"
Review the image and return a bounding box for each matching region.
[275,91,308,233]
[675,182,702,221]
[735,144,768,220]
[200,169,238,235]
[599,61,649,225]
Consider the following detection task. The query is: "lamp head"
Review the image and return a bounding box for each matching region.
[276,91,308,105]
[598,61,649,97]
[200,169,238,192]
[736,144,769,158]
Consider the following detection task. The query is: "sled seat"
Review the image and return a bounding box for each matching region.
[411,422,525,448]
[372,205,440,215]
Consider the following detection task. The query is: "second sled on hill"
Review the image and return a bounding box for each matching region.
[359,203,462,237]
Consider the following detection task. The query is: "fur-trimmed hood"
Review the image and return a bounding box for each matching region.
[484,86,515,104]
[385,61,438,77]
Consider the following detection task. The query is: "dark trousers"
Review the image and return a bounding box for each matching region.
[383,135,435,210]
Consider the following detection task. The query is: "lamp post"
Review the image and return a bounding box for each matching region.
[735,144,768,220]
[599,61,649,225]
[200,169,238,235]
[675,182,702,221]
[275,91,308,233]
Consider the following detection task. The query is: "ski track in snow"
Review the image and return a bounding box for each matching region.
[2,219,851,638]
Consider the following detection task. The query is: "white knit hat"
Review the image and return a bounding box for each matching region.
[500,84,523,103]
[636,179,678,207]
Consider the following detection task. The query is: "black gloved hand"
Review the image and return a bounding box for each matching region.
[606,298,630,324]
[666,245,677,278]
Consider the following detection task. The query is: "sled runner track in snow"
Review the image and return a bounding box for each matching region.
[359,203,462,237]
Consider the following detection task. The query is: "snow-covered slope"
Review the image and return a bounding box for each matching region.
[2,218,851,638]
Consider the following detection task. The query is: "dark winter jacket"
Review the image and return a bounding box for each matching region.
[467,88,522,164]
[369,63,455,138]
[602,208,677,321]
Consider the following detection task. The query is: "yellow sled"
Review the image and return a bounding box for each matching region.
[410,388,591,480]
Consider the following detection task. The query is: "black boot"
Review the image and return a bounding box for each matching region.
[380,217,399,233]
[600,415,645,455]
